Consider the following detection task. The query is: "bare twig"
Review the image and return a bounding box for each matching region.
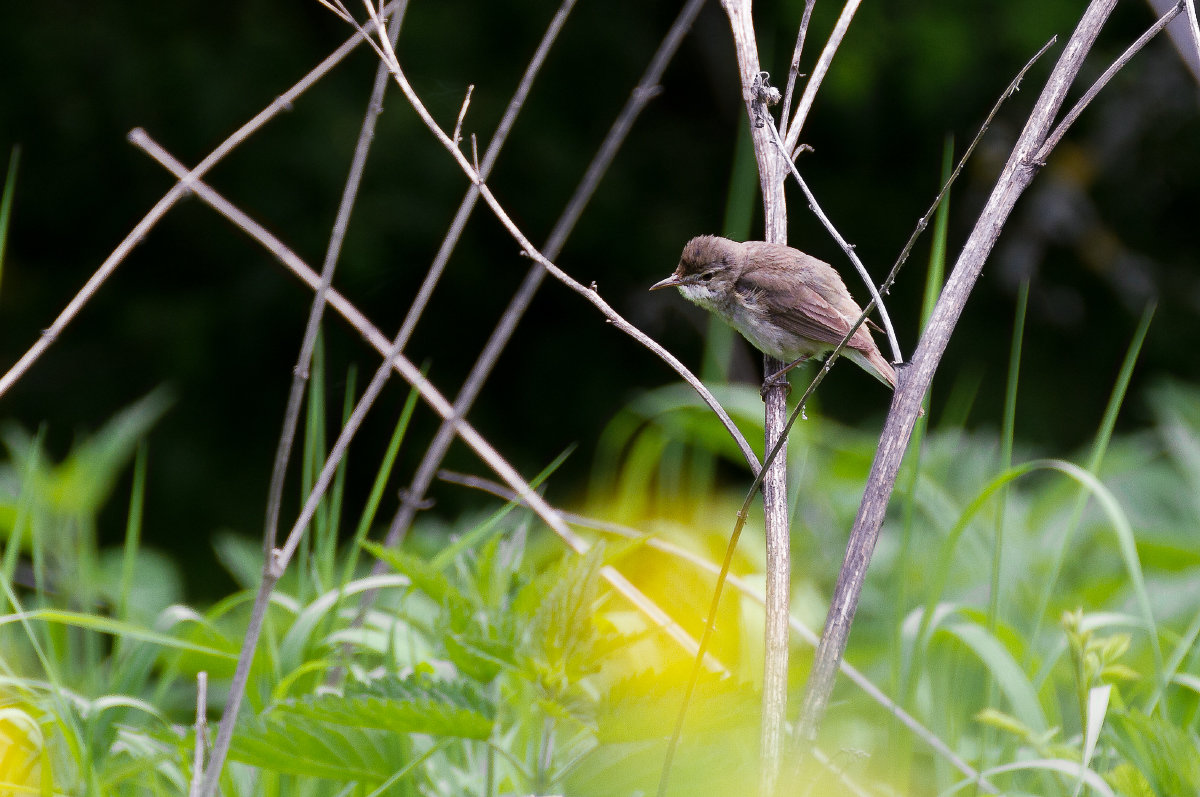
[452,83,474,146]
[886,38,1058,291]
[315,0,355,26]
[263,4,407,558]
[766,118,902,364]
[718,3,791,791]
[1146,0,1200,81]
[371,0,578,406]
[778,0,817,137]
[378,0,712,556]
[784,0,862,154]
[793,0,1122,768]
[130,138,717,797]
[1035,0,1185,162]
[188,672,208,797]
[370,0,582,546]
[1187,0,1200,64]
[0,6,397,400]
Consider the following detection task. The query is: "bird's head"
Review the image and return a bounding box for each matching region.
[650,236,742,304]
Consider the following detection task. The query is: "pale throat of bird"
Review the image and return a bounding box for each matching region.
[677,282,735,318]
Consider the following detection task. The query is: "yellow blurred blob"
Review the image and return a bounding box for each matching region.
[0,706,48,796]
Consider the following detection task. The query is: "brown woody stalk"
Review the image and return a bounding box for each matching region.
[718,2,792,791]
[792,0,1127,772]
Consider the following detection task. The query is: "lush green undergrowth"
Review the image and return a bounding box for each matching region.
[2,370,1199,796]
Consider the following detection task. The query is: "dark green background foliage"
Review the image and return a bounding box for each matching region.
[1,1,1196,590]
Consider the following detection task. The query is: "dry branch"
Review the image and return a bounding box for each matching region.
[378,0,710,554]
[129,134,719,797]
[793,0,1131,771]
[0,9,399,400]
[717,3,793,790]
[263,4,407,559]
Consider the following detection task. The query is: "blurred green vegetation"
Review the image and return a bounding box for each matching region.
[3,359,1200,792]
[1,2,1197,589]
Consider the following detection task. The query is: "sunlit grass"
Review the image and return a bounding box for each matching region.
[1,309,1198,794]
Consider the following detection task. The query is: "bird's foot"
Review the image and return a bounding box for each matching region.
[760,374,791,399]
[761,356,808,398]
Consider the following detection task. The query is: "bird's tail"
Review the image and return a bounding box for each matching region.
[846,346,926,417]
[846,346,897,389]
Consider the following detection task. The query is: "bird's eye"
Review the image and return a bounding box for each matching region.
[700,271,715,282]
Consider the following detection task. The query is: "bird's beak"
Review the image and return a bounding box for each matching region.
[650,272,682,291]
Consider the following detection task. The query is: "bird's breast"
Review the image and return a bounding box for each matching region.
[677,282,825,361]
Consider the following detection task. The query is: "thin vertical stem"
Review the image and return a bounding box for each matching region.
[380,0,708,552]
[263,5,407,554]
[719,2,790,792]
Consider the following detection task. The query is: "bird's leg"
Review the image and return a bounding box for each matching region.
[760,356,807,398]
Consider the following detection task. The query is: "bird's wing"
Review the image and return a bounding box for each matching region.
[734,266,875,351]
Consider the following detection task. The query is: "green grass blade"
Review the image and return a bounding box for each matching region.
[0,607,238,661]
[340,372,423,586]
[0,146,19,297]
[940,613,1047,733]
[1027,304,1155,656]
[1,428,45,606]
[980,278,1028,775]
[118,444,148,623]
[918,137,953,331]
[430,446,574,570]
[891,139,953,781]
[909,459,1156,688]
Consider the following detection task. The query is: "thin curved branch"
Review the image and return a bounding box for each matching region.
[263,4,407,556]
[1034,0,1185,162]
[784,0,862,153]
[378,0,710,553]
[0,8,397,400]
[766,119,902,364]
[716,3,791,791]
[778,0,817,137]
[330,12,762,476]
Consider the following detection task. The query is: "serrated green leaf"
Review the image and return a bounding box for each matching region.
[363,542,454,605]
[272,676,494,739]
[529,544,605,682]
[444,630,515,683]
[230,713,412,782]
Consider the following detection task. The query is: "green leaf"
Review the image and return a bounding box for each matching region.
[230,712,416,782]
[938,614,1047,733]
[0,147,19,298]
[11,388,172,518]
[364,542,454,606]
[273,675,494,739]
[1106,709,1200,795]
[444,628,516,684]
[528,543,605,685]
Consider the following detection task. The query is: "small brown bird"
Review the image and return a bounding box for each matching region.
[651,235,897,388]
